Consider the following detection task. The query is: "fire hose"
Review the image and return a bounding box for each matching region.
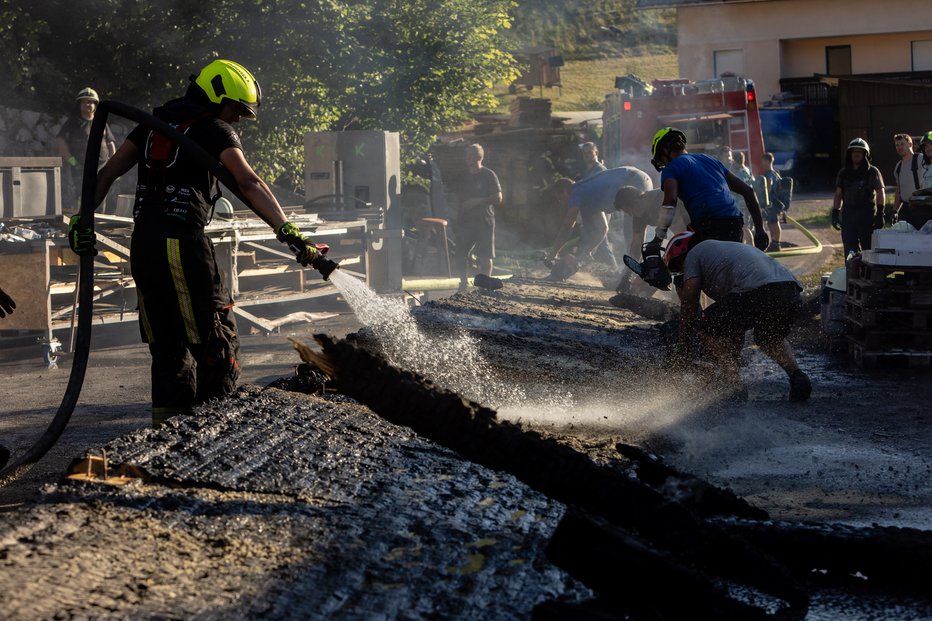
[765,215,824,258]
[0,101,254,487]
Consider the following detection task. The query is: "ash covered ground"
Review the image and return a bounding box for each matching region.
[410,277,932,530]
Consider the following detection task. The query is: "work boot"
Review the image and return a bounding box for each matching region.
[788,370,812,402]
[474,273,503,290]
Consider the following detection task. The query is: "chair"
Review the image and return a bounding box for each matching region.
[413,217,451,277]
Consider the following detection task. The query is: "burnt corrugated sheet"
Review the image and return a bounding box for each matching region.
[0,387,588,619]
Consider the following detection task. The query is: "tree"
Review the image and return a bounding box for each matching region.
[0,0,518,188]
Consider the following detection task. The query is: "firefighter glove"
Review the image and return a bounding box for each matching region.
[753,230,770,252]
[830,208,842,231]
[67,156,77,167]
[67,214,97,256]
[276,221,319,267]
[0,286,15,318]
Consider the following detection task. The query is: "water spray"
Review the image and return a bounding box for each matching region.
[326,270,526,408]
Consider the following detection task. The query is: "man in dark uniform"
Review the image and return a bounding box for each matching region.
[455,143,502,288]
[56,87,117,208]
[68,59,336,427]
[831,138,885,256]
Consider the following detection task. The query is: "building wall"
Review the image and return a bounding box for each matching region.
[781,33,930,78]
[675,0,932,100]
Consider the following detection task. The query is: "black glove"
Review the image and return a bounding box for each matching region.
[753,230,770,251]
[830,209,841,231]
[67,214,97,256]
[642,237,663,260]
[873,211,885,230]
[884,208,895,227]
[0,286,15,318]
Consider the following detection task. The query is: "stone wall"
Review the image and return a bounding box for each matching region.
[0,104,132,158]
[0,104,136,211]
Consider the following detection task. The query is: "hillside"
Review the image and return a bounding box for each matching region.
[496,52,679,112]
[506,0,676,60]
[494,1,678,112]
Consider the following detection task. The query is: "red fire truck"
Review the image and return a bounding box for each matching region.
[602,76,767,175]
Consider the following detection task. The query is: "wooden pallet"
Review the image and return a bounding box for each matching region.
[845,299,932,331]
[848,341,932,369]
[846,278,932,309]
[856,261,932,286]
[845,324,932,349]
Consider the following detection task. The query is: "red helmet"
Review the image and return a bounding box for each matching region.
[664,231,694,268]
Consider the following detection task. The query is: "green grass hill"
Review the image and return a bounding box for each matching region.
[495,1,678,112]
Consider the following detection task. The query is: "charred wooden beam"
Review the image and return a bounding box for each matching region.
[617,442,769,521]
[717,518,932,593]
[296,334,807,609]
[545,510,804,621]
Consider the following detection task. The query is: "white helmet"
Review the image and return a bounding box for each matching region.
[847,137,870,158]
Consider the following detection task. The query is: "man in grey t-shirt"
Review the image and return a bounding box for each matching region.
[664,234,812,402]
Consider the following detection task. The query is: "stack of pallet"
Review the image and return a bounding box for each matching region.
[845,232,932,368]
[509,97,552,128]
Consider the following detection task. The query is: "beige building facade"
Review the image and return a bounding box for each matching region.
[639,0,932,100]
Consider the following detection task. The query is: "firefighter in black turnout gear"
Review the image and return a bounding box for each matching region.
[69,60,337,427]
[831,138,885,257]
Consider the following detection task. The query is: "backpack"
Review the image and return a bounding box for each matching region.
[894,153,922,197]
[774,176,793,212]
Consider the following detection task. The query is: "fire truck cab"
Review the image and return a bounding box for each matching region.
[603,76,767,176]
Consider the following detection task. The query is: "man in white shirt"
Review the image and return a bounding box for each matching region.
[893,133,921,224]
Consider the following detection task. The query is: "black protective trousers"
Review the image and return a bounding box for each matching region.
[841,208,874,256]
[130,216,240,422]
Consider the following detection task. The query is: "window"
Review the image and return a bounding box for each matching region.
[826,45,852,76]
[714,49,745,78]
[912,40,932,71]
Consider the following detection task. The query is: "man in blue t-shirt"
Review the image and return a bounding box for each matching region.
[646,127,768,258]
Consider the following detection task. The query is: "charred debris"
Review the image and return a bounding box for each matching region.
[284,333,932,620]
